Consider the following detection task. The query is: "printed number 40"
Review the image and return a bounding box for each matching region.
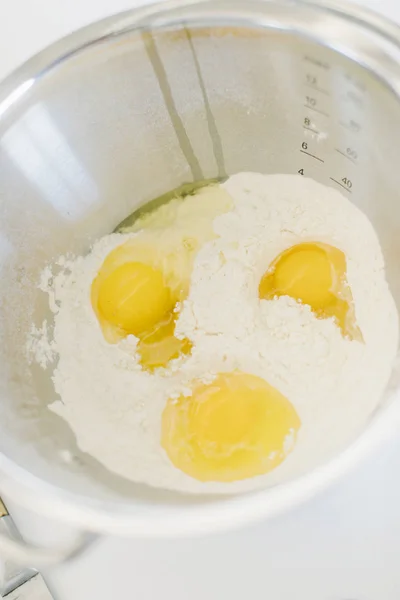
[342,177,352,189]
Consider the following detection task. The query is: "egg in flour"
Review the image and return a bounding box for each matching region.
[34,173,398,494]
[259,242,362,340]
[162,371,301,482]
[91,239,192,369]
[91,184,232,369]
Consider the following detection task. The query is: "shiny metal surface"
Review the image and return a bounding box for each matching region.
[0,0,400,541]
[0,498,95,568]
[0,498,54,597]
[4,574,53,600]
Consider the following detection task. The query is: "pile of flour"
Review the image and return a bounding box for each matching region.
[29,173,399,494]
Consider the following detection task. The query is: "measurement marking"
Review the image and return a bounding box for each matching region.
[344,73,366,93]
[305,83,329,96]
[303,125,320,135]
[300,149,324,163]
[329,177,352,193]
[335,148,357,164]
[303,56,330,70]
[344,93,364,108]
[339,121,361,133]
[339,121,353,132]
[304,104,329,117]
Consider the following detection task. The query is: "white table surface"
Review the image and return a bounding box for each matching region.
[2,1,400,599]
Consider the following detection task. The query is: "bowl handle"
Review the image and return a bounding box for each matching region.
[0,497,98,567]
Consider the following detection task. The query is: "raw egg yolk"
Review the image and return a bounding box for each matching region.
[92,244,192,369]
[161,372,300,482]
[259,242,361,339]
[97,262,171,336]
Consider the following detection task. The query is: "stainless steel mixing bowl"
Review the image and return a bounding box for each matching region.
[1,0,400,564]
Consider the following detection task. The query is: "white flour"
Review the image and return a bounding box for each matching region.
[30,173,399,494]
